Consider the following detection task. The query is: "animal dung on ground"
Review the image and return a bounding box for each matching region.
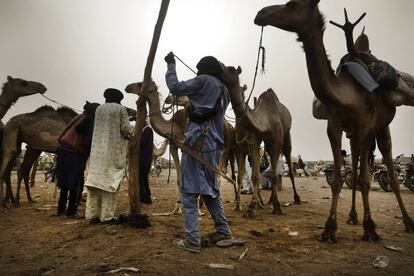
[208,263,235,270]
[372,256,390,269]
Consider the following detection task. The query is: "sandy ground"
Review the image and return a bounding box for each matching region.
[0,170,413,275]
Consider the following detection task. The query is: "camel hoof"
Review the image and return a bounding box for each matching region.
[403,215,414,233]
[294,195,301,204]
[272,208,284,215]
[347,209,359,225]
[243,209,257,218]
[362,217,381,241]
[319,217,337,243]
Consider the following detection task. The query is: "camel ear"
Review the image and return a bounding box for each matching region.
[310,0,320,8]
[237,66,242,74]
[7,76,13,81]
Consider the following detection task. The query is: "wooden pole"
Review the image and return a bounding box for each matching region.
[128,0,170,225]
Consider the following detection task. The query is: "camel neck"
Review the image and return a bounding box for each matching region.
[302,30,338,103]
[228,84,249,118]
[0,87,18,119]
[146,92,172,137]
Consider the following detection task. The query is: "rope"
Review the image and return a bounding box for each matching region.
[245,26,265,106]
[173,54,197,75]
[40,94,82,113]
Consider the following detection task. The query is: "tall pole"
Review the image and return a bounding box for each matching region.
[128,0,170,224]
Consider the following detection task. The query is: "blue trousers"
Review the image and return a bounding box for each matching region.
[182,193,231,246]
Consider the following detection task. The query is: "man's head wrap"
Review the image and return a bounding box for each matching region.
[196,56,223,81]
[104,88,124,103]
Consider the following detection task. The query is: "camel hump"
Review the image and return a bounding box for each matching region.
[258,88,279,103]
[33,105,56,114]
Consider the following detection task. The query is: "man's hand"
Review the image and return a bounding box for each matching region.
[164,52,175,64]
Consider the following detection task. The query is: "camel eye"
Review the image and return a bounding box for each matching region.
[286,0,298,9]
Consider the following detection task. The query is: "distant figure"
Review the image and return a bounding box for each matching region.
[368,138,376,167]
[298,155,309,177]
[139,121,154,204]
[241,155,253,194]
[85,88,131,224]
[56,101,99,217]
[341,150,351,166]
[277,155,285,191]
[45,155,57,182]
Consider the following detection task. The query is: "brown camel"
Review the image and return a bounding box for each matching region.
[254,0,414,242]
[125,81,186,213]
[0,106,77,206]
[0,76,47,123]
[222,65,300,216]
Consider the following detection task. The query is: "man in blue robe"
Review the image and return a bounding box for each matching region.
[165,53,232,253]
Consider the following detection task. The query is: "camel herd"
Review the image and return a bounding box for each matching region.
[1,0,414,244]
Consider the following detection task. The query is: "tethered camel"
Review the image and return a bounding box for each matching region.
[222,65,300,217]
[254,0,414,242]
[0,106,77,207]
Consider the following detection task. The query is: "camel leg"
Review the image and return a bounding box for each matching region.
[358,134,381,241]
[283,133,301,204]
[30,157,39,187]
[268,148,283,215]
[347,137,360,225]
[320,124,343,243]
[4,161,16,206]
[377,127,414,232]
[234,149,246,211]
[170,145,182,214]
[246,142,263,217]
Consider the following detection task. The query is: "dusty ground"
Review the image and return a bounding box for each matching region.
[1,170,413,275]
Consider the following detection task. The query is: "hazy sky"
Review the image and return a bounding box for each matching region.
[1,0,413,160]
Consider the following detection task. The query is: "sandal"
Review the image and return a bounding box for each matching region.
[201,231,232,248]
[173,238,201,253]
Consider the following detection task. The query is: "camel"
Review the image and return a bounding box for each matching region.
[0,76,47,123]
[151,138,169,178]
[125,81,186,213]
[0,106,77,206]
[254,0,414,242]
[221,65,300,216]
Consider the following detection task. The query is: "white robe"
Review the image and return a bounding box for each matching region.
[85,103,131,193]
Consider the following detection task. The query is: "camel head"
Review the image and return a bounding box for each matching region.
[254,0,322,37]
[124,80,158,96]
[164,95,189,107]
[222,65,242,88]
[4,76,47,97]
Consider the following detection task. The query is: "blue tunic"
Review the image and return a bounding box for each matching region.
[165,63,229,198]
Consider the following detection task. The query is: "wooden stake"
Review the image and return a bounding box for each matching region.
[128,0,170,220]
